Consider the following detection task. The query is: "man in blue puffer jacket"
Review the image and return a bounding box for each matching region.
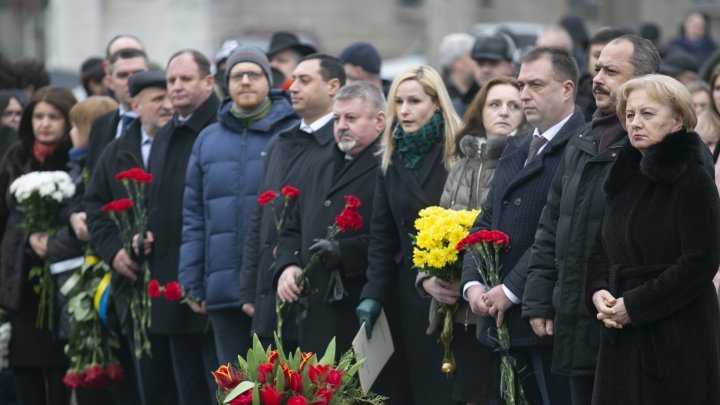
[178,46,299,364]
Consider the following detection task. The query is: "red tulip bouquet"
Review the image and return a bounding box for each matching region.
[102,167,153,359]
[212,335,386,404]
[456,230,527,405]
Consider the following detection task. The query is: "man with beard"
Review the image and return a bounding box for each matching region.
[179,46,298,367]
[274,82,385,355]
[522,36,661,405]
[85,71,174,404]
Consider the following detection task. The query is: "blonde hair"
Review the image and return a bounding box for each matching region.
[379,65,461,173]
[69,96,118,146]
[616,74,696,131]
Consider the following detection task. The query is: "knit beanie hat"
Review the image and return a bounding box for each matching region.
[225,46,273,86]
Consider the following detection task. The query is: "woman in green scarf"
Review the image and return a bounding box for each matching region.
[357,66,462,404]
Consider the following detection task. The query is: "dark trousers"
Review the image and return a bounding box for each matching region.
[168,331,217,405]
[13,367,70,405]
[511,345,571,405]
[208,309,252,365]
[127,334,178,405]
[0,368,19,405]
[569,375,594,405]
[105,337,143,404]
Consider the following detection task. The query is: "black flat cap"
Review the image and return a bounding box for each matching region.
[660,50,699,75]
[472,34,513,62]
[129,71,166,97]
[267,31,317,58]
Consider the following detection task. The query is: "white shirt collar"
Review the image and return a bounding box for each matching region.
[532,112,574,143]
[300,112,334,133]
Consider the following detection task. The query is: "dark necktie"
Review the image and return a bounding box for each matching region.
[119,114,134,136]
[526,135,547,165]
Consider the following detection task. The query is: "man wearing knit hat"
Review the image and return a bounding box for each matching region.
[178,45,299,366]
[338,42,389,94]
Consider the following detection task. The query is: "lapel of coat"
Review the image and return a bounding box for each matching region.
[326,143,379,197]
[392,142,443,206]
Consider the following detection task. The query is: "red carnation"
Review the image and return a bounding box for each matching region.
[62,370,86,389]
[259,385,284,405]
[112,198,132,212]
[258,190,277,206]
[114,170,131,181]
[257,362,274,384]
[335,208,363,232]
[163,281,183,301]
[286,396,308,405]
[280,185,300,199]
[84,364,108,388]
[105,363,124,382]
[228,390,253,405]
[490,230,510,248]
[101,201,115,212]
[344,195,361,209]
[147,279,161,299]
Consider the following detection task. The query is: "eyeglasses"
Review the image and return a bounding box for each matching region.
[229,71,265,82]
[2,110,22,119]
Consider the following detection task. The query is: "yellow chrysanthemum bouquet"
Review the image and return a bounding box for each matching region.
[412,206,479,374]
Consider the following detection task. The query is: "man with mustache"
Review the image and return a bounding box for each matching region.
[461,46,584,405]
[522,35,661,405]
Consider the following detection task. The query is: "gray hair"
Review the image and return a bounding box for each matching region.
[438,33,475,69]
[613,35,661,77]
[334,81,386,114]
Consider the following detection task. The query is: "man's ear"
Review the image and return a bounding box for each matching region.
[327,78,341,98]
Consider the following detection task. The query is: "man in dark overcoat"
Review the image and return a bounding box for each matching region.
[522,36,661,405]
[85,71,176,404]
[461,47,585,405]
[274,81,385,354]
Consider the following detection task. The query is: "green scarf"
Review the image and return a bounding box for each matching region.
[392,111,444,174]
[230,98,272,127]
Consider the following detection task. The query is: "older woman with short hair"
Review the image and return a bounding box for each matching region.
[588,74,720,404]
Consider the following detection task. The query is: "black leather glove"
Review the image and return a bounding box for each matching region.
[308,238,341,268]
[356,298,382,339]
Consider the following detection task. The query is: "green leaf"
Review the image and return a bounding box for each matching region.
[252,334,267,363]
[273,331,287,363]
[223,380,254,404]
[275,362,285,392]
[246,349,258,381]
[319,337,336,365]
[237,354,248,371]
[251,386,260,405]
[347,358,365,377]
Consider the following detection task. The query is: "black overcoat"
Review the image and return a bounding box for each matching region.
[359,142,454,405]
[461,108,586,348]
[586,130,720,405]
[86,109,120,174]
[274,140,378,356]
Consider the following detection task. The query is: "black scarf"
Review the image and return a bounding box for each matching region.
[592,110,626,152]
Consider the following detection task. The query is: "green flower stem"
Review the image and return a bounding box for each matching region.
[275,297,284,340]
[438,302,457,374]
[33,260,53,330]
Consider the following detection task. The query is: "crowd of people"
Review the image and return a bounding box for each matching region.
[0,10,719,405]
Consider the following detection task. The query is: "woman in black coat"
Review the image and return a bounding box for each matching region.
[0,87,76,405]
[588,74,720,404]
[357,66,461,404]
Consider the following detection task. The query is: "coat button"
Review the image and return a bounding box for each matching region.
[502,200,509,207]
[611,153,616,157]
[514,198,522,206]
[324,200,331,207]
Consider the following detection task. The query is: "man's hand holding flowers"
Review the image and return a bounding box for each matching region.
[483,284,515,327]
[421,276,460,305]
[112,249,138,281]
[277,265,304,303]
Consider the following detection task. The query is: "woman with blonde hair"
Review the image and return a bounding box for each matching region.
[588,74,720,404]
[357,65,461,404]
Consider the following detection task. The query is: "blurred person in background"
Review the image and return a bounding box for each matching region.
[13,58,49,98]
[666,12,717,66]
[267,31,317,89]
[79,57,108,97]
[338,41,389,94]
[438,33,479,101]
[0,86,77,405]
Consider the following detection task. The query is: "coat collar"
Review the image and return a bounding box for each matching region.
[173,93,220,133]
[327,141,379,196]
[605,129,709,195]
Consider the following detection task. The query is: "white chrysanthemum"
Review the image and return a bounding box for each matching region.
[10,171,75,203]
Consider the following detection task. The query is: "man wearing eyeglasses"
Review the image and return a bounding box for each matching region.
[178,46,299,366]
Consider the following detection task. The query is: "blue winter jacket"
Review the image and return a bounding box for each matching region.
[179,90,298,310]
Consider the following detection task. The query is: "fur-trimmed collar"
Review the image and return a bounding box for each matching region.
[604,129,710,195]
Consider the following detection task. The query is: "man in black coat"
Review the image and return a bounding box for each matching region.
[138,50,220,405]
[86,48,149,173]
[522,36,661,405]
[239,54,344,348]
[461,47,585,405]
[85,71,175,404]
[274,81,384,355]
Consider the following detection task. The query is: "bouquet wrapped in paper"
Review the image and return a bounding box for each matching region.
[412,206,479,374]
[9,170,76,330]
[212,334,386,404]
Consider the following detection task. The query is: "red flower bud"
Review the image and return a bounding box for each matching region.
[267,350,279,364]
[280,185,300,199]
[147,279,161,299]
[163,281,183,301]
[257,190,277,206]
[326,369,344,390]
[313,388,334,405]
[105,363,124,382]
[308,363,331,384]
[228,390,253,405]
[257,362,274,384]
[212,363,241,390]
[84,364,108,388]
[286,395,308,405]
[62,370,86,389]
